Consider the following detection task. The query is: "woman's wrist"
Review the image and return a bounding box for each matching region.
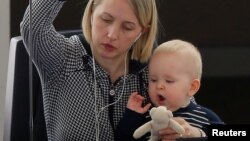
[199,128,207,137]
[191,127,207,137]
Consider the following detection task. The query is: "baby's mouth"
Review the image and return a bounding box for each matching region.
[157,94,166,102]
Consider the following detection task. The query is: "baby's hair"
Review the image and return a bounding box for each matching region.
[152,39,202,80]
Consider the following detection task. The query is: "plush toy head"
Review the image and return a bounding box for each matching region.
[150,106,173,125]
[133,106,185,141]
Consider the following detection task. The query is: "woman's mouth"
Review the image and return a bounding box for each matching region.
[102,43,115,51]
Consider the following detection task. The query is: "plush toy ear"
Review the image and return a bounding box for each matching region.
[167,110,173,118]
[188,79,200,96]
[150,107,156,116]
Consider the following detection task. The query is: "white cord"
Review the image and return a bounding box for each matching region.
[100,53,128,112]
[28,1,34,141]
[98,33,140,112]
[93,52,128,141]
[93,32,140,141]
[92,57,100,141]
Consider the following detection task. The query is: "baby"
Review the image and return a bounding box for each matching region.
[115,39,224,141]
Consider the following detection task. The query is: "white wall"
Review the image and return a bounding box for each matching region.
[0,0,10,140]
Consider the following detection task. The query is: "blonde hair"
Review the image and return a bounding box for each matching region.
[82,0,158,63]
[153,39,203,80]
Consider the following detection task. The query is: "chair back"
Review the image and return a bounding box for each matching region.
[4,29,82,141]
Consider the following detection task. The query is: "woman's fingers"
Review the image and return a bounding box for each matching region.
[159,128,179,140]
[173,117,186,125]
[159,118,192,140]
[159,128,176,136]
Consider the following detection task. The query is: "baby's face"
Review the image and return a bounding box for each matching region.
[148,52,194,111]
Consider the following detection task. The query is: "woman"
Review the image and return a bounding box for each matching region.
[21,0,156,140]
[21,0,203,140]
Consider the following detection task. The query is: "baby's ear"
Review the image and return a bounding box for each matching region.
[188,79,200,96]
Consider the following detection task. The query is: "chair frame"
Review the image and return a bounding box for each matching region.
[4,29,82,141]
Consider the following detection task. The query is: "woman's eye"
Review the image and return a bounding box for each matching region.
[123,23,135,31]
[100,14,113,23]
[123,25,133,31]
[102,18,112,23]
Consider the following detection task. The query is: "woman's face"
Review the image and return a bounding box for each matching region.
[91,0,143,61]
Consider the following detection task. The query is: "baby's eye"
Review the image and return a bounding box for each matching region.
[149,78,157,82]
[165,80,174,83]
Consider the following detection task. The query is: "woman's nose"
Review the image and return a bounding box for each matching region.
[107,25,119,41]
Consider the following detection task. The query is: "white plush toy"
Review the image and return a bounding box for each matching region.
[133,106,185,141]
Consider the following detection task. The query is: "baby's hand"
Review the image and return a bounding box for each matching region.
[127,92,151,114]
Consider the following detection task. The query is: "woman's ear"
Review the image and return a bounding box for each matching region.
[142,25,150,34]
[188,79,200,96]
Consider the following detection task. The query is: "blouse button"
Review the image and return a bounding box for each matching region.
[110,89,115,96]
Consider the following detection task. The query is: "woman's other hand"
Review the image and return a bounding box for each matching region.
[159,117,203,141]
